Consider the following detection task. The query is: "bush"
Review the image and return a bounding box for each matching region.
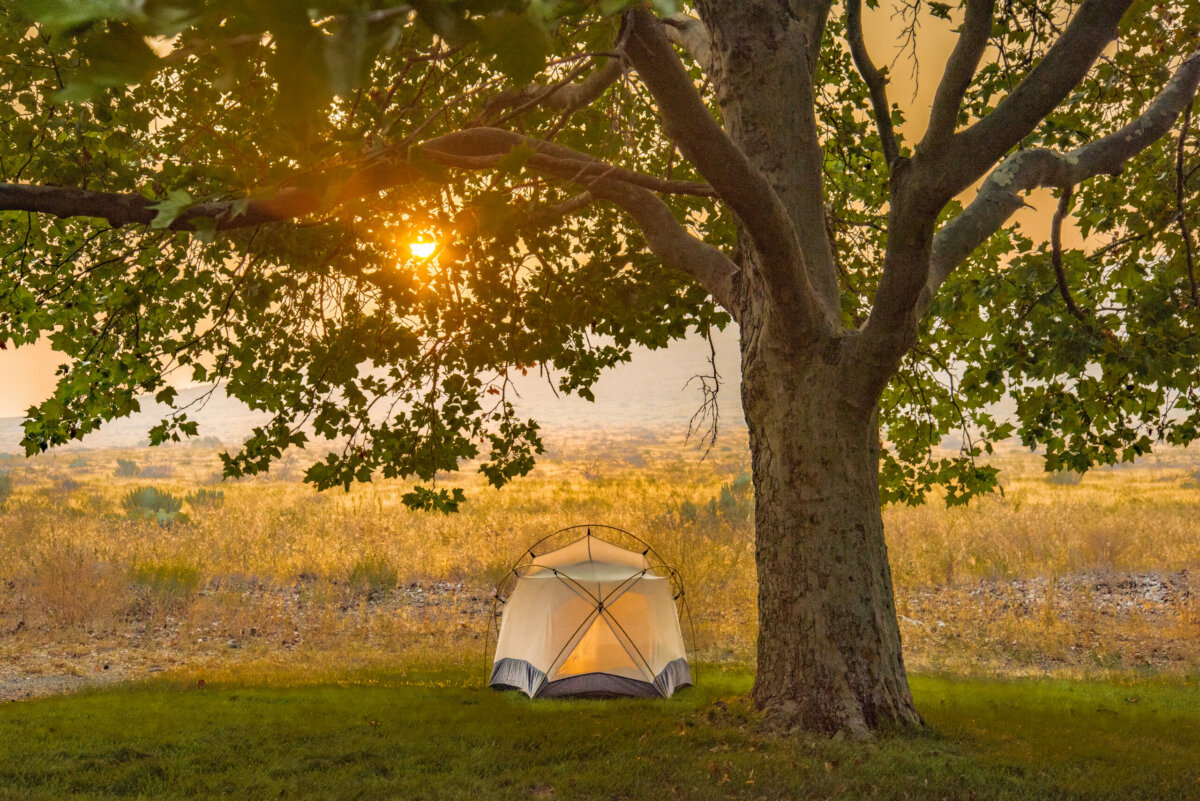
[129,560,201,608]
[1046,470,1083,486]
[186,488,225,509]
[191,435,223,448]
[0,472,12,505]
[114,459,140,478]
[69,457,87,469]
[120,486,187,525]
[54,475,80,493]
[140,464,174,479]
[348,555,398,599]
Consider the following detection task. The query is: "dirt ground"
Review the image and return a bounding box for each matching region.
[3,569,1196,702]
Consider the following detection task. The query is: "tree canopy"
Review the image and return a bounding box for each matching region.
[1,0,1198,510]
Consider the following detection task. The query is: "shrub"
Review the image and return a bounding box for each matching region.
[348,555,398,599]
[140,464,174,479]
[0,471,12,505]
[1046,470,1083,486]
[191,435,223,448]
[30,546,126,628]
[69,457,87,469]
[114,459,140,478]
[54,475,80,493]
[186,488,225,509]
[129,560,201,609]
[120,486,187,525]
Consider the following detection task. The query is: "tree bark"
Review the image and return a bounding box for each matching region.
[740,292,920,736]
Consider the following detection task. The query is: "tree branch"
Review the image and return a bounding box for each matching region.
[916,50,1200,317]
[623,5,827,336]
[0,182,323,230]
[937,0,1135,199]
[846,0,898,167]
[478,56,624,123]
[920,0,994,156]
[659,13,712,73]
[1050,186,1086,320]
[0,126,715,230]
[417,128,740,313]
[1177,103,1199,307]
[0,128,738,314]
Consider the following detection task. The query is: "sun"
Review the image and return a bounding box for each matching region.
[409,239,437,259]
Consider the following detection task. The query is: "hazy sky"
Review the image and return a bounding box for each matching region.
[0,10,994,419]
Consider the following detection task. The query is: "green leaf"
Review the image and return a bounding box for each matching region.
[147,189,193,229]
[477,12,552,84]
[19,0,143,34]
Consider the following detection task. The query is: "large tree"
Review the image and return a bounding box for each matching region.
[2,0,1199,734]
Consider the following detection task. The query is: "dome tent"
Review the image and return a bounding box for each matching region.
[487,526,693,699]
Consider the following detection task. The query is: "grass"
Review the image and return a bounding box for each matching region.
[1,666,1199,800]
[2,437,1199,795]
[1,435,1198,687]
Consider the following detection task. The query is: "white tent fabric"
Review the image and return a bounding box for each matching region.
[489,531,692,698]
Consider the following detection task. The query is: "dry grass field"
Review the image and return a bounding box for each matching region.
[1,430,1198,700]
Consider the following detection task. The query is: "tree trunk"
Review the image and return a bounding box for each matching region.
[741,306,921,736]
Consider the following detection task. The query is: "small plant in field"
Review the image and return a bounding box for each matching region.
[54,475,80,493]
[186,488,225,509]
[69,457,87,469]
[114,459,140,478]
[129,560,201,609]
[1046,470,1083,486]
[140,464,174,479]
[348,555,398,599]
[0,471,12,505]
[120,486,187,525]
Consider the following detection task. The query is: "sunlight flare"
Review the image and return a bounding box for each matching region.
[409,239,437,259]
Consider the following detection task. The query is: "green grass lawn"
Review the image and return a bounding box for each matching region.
[2,667,1199,800]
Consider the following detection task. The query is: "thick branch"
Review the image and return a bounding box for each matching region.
[418,128,739,313]
[592,179,740,316]
[0,182,323,230]
[937,0,1135,198]
[0,127,714,230]
[419,127,716,196]
[660,13,712,73]
[623,5,827,336]
[846,0,898,167]
[917,50,1200,317]
[920,0,994,156]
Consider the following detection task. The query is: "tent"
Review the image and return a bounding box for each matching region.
[488,526,693,698]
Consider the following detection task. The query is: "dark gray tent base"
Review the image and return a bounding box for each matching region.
[490,657,692,699]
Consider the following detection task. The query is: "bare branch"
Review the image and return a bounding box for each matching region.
[660,13,712,73]
[846,0,899,167]
[1050,186,1086,320]
[920,0,995,156]
[1177,103,1199,307]
[936,0,1135,199]
[916,50,1200,317]
[623,5,828,335]
[478,57,624,123]
[420,127,717,196]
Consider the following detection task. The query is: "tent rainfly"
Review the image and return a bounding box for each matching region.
[488,528,693,698]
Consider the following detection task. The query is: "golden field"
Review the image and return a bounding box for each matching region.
[0,430,1197,698]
